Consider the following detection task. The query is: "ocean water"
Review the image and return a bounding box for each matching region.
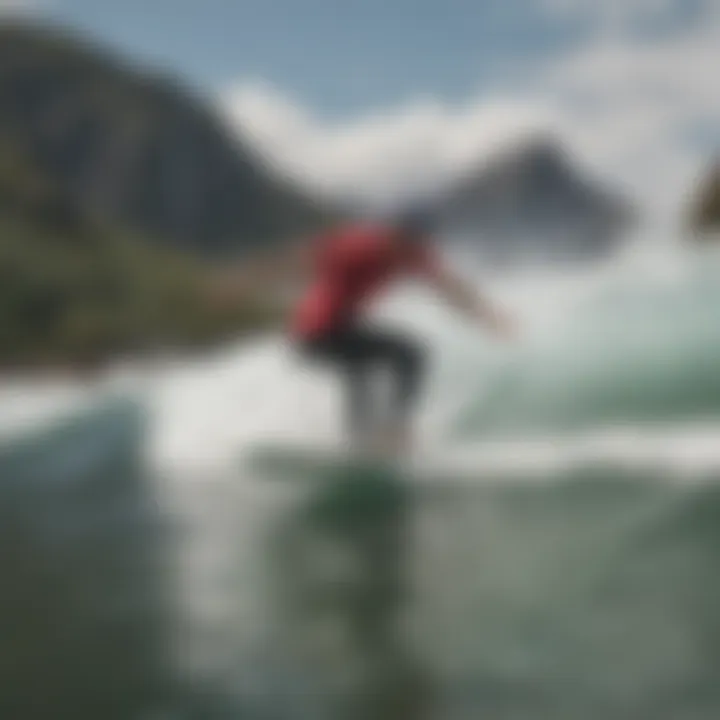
[3,232,720,717]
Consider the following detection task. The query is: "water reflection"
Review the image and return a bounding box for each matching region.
[265,464,436,719]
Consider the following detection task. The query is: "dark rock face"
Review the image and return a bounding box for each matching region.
[0,22,326,257]
[689,161,720,235]
[437,136,634,266]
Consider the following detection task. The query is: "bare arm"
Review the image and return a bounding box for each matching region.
[206,237,315,306]
[429,264,516,339]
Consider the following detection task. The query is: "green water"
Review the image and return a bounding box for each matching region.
[4,248,720,718]
[250,467,720,719]
[451,257,720,438]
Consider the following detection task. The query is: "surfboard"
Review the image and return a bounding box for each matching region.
[241,441,489,499]
[244,442,404,482]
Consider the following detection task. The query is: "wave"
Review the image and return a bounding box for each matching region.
[449,248,720,439]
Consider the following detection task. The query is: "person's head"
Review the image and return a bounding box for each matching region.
[390,205,437,245]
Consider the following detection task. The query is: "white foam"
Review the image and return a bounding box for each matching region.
[0,379,90,442]
[412,424,720,483]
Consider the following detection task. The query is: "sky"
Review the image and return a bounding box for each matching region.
[3,0,720,213]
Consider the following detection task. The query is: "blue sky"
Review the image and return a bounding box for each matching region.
[7,0,720,211]
[42,0,593,117]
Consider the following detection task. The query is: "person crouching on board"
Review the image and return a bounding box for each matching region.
[210,208,517,456]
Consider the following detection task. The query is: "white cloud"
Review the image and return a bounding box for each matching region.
[537,19,720,209]
[223,83,556,208]
[219,0,720,217]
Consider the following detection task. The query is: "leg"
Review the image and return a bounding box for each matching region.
[301,326,427,454]
[341,359,373,445]
[300,330,376,446]
[358,329,426,453]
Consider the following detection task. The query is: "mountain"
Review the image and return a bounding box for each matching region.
[689,161,720,235]
[0,133,280,369]
[436,135,634,266]
[0,21,327,257]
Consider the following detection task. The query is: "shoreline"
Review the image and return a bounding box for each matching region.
[0,328,285,386]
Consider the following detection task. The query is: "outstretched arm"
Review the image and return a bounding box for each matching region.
[429,264,516,339]
[206,236,315,306]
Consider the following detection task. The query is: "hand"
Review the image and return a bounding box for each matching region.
[484,305,518,341]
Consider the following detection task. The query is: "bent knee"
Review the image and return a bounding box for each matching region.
[393,337,426,377]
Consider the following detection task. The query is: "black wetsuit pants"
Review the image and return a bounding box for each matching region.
[299,325,426,440]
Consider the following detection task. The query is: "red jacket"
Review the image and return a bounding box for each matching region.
[290,223,440,339]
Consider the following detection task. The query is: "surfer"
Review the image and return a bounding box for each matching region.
[215,208,516,455]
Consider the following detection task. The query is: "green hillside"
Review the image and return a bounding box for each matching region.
[0,135,280,369]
